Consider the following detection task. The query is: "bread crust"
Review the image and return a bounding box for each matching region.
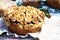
[46,0,60,9]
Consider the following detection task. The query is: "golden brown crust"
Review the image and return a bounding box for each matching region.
[3,6,45,35]
[0,9,4,17]
[8,23,28,35]
[46,0,60,9]
[22,0,41,7]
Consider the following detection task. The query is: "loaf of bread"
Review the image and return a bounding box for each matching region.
[3,6,45,35]
[22,0,41,7]
[46,0,60,9]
